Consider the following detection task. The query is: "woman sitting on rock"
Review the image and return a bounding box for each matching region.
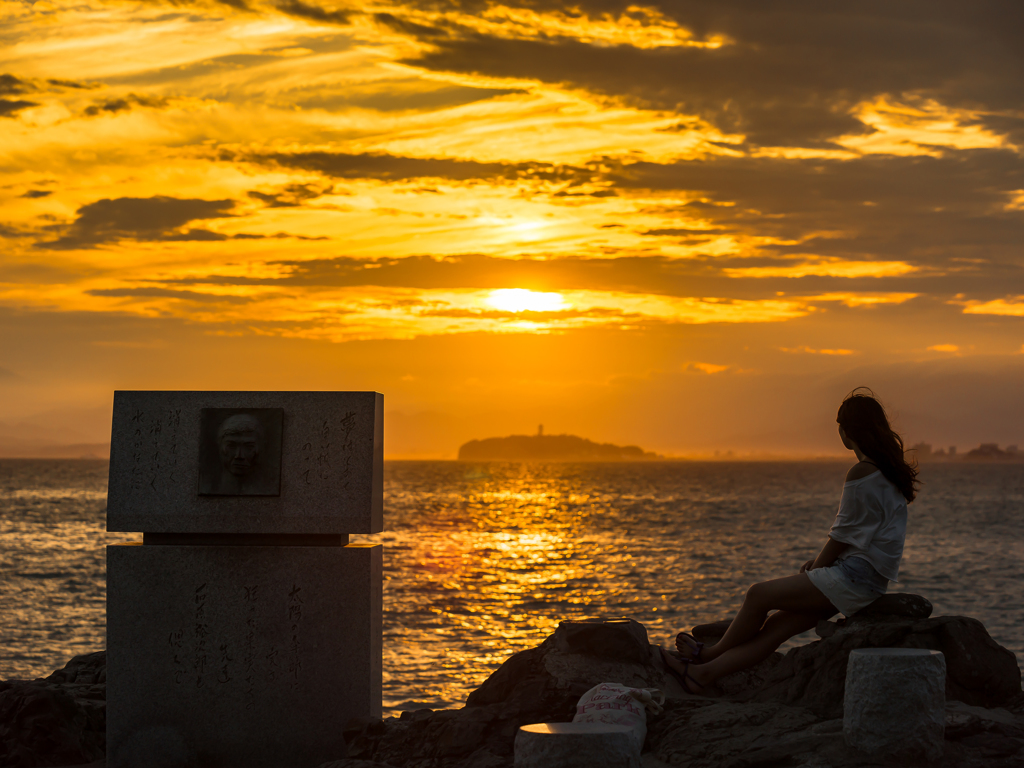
[661,388,918,694]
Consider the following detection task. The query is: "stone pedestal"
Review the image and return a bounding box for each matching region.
[514,722,640,768]
[107,542,382,768]
[844,648,945,762]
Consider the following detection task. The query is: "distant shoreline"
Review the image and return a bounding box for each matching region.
[1,448,1021,463]
[0,443,110,460]
[3,455,1024,463]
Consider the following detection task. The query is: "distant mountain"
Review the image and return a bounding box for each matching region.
[458,432,660,461]
[0,406,112,458]
[0,442,110,459]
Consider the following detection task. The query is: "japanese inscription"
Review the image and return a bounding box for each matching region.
[338,411,356,489]
[287,584,303,686]
[129,408,145,493]
[172,581,305,703]
[300,417,331,486]
[169,629,186,685]
[244,584,258,711]
[127,407,181,495]
[300,411,356,490]
[193,583,209,688]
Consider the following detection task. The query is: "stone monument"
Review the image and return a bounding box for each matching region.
[106,390,384,768]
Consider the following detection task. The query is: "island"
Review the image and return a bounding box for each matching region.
[458,426,661,461]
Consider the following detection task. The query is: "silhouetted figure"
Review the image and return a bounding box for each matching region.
[662,388,919,694]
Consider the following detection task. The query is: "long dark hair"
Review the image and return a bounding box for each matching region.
[837,388,919,503]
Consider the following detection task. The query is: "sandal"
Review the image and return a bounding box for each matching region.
[674,631,704,663]
[659,647,705,696]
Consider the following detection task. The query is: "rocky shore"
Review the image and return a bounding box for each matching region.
[2,596,1022,767]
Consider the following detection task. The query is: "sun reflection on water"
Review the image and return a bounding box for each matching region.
[3,460,1021,716]
[347,461,1024,713]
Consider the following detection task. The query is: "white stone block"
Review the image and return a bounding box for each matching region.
[514,722,641,768]
[844,648,945,762]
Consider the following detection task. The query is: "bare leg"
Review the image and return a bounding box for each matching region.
[663,610,824,691]
[690,611,819,686]
[696,573,835,664]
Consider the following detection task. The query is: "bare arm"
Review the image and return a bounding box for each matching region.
[799,537,851,573]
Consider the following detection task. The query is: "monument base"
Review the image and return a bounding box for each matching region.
[107,542,382,768]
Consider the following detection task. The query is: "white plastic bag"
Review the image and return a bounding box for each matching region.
[572,682,665,751]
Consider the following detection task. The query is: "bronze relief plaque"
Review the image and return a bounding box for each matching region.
[198,408,284,496]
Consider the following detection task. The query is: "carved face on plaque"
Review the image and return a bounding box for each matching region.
[198,408,283,496]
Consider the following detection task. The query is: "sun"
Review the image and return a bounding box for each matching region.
[486,289,567,313]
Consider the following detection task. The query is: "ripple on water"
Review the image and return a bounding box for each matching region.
[1,459,1022,711]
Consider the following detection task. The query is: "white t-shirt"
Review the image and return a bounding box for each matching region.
[828,470,908,582]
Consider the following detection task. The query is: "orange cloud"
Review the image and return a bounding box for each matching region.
[402,5,732,51]
[779,346,856,355]
[960,298,1024,317]
[723,258,916,279]
[837,97,1012,157]
[4,0,1024,462]
[688,362,729,374]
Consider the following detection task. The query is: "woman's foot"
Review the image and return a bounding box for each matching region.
[659,647,708,696]
[674,631,704,663]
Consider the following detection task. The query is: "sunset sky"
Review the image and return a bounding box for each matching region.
[2,1,1023,457]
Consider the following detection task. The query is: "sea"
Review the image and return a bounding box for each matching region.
[1,459,1022,713]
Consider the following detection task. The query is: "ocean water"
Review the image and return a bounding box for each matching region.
[1,459,1021,713]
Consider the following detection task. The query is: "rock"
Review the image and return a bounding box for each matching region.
[713,654,784,698]
[646,696,1024,768]
[513,722,639,768]
[4,608,1021,768]
[460,747,516,768]
[809,718,843,734]
[347,619,668,768]
[344,610,1022,766]
[945,700,1023,739]
[691,621,731,645]
[1008,690,1024,713]
[851,592,932,619]
[644,698,825,768]
[957,733,1024,758]
[943,697,1024,765]
[0,652,107,768]
[843,648,946,762]
[744,614,1021,718]
[0,680,105,768]
[466,618,665,717]
[40,651,107,686]
[553,619,651,665]
[346,707,517,768]
[704,594,933,645]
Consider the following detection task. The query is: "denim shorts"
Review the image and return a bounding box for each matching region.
[806,556,888,616]
[836,555,888,594]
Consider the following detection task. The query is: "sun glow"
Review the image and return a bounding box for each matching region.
[486,289,567,313]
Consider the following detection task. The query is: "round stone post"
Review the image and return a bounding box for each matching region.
[844,648,946,762]
[514,722,641,768]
